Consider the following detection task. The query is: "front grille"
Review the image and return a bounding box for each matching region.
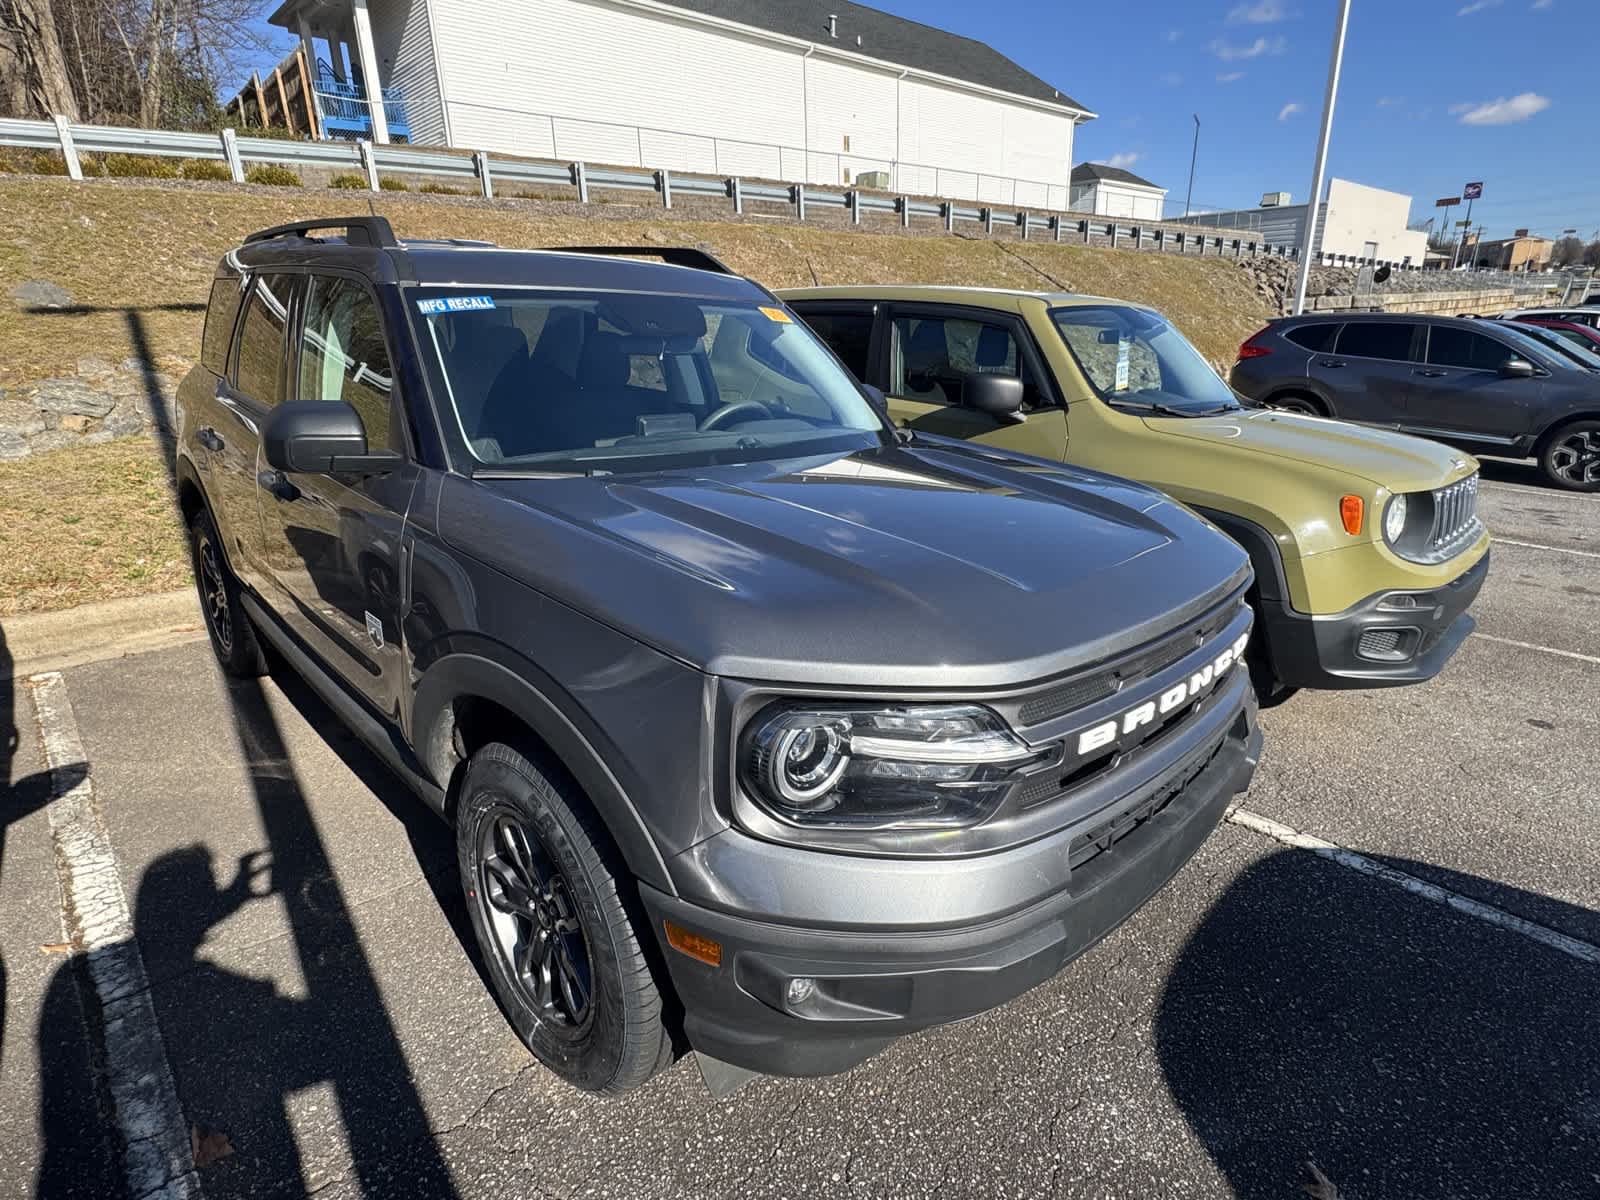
[1066,730,1227,873]
[1358,628,1401,658]
[1429,472,1480,555]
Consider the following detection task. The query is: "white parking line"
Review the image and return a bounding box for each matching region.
[1481,481,1600,504]
[1470,633,1600,666]
[28,672,201,1200]
[1226,807,1600,968]
[1494,538,1600,559]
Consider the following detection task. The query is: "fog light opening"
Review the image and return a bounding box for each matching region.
[786,977,818,1008]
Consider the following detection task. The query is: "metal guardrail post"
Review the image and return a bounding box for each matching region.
[660,170,673,210]
[1019,210,1028,241]
[731,177,743,215]
[219,128,244,183]
[944,202,954,234]
[793,183,804,222]
[1110,223,1119,249]
[900,197,910,228]
[358,138,379,191]
[982,207,993,235]
[1082,219,1091,245]
[53,116,82,181]
[849,191,861,225]
[474,151,493,199]
[1052,216,1061,243]
[574,161,589,204]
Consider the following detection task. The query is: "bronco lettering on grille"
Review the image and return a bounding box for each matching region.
[1073,631,1249,758]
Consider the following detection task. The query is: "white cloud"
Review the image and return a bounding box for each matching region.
[1228,0,1289,21]
[1531,0,1552,8]
[1217,71,1245,83]
[1211,35,1287,60]
[1278,102,1303,121]
[1164,28,1182,42]
[1105,152,1141,169]
[1453,92,1550,124]
[1457,0,1501,12]
[1160,71,1184,87]
[1376,95,1401,107]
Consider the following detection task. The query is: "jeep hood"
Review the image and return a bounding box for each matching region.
[1142,408,1477,493]
[440,442,1250,688]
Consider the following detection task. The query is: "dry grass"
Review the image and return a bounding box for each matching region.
[0,437,189,616]
[0,177,1275,614]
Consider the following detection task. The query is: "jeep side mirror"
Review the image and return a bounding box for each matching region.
[1499,358,1535,379]
[262,401,400,475]
[962,373,1026,423]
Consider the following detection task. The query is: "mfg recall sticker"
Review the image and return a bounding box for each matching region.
[417,295,496,314]
[759,306,794,324]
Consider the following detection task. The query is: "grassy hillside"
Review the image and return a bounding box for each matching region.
[0,177,1273,615]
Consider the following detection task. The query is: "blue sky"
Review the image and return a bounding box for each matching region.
[240,0,1596,242]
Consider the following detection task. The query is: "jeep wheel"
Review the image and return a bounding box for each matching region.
[456,742,672,1095]
[1539,421,1600,492]
[189,507,266,678]
[1262,393,1324,417]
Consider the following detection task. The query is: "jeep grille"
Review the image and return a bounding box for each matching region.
[1429,472,1481,558]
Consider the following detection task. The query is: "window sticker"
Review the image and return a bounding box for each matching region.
[416,295,496,314]
[1114,338,1131,392]
[759,305,794,324]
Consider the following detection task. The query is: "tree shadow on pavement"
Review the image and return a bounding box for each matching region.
[1156,848,1600,1200]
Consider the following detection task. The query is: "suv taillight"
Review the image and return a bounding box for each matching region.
[1237,329,1272,360]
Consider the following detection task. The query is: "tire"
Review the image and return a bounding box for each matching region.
[1538,420,1600,492]
[1245,629,1297,708]
[189,506,266,678]
[1262,393,1324,417]
[456,742,672,1095]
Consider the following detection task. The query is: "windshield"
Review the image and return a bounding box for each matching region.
[1050,305,1241,416]
[1501,323,1600,371]
[413,289,885,472]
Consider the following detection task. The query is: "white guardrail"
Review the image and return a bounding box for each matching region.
[0,115,1308,261]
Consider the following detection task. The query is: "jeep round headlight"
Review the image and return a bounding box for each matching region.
[742,704,1045,829]
[1384,494,1408,544]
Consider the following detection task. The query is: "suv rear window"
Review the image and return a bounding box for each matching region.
[1284,323,1338,352]
[201,279,244,374]
[1336,322,1417,362]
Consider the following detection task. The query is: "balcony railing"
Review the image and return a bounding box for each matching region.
[314,63,410,142]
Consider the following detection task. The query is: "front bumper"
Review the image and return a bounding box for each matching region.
[641,698,1261,1078]
[1261,550,1489,689]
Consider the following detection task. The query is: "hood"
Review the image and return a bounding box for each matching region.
[438,442,1251,688]
[1143,409,1478,493]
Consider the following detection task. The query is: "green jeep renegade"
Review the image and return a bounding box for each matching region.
[781,286,1490,701]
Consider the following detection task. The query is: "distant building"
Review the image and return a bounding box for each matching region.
[1068,163,1166,221]
[1473,231,1553,273]
[1167,177,1429,266]
[265,0,1096,209]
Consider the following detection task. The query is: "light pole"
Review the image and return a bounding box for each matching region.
[1184,113,1199,217]
[1293,0,1352,315]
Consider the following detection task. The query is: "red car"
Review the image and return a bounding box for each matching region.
[1508,316,1600,353]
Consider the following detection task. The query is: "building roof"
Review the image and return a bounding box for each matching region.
[651,0,1090,113]
[1071,162,1162,190]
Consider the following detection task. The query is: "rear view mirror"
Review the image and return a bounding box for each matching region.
[262,401,400,474]
[1499,358,1535,379]
[962,373,1026,423]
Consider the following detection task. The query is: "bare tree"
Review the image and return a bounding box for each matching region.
[1585,241,1600,271]
[0,0,81,119]
[1552,237,1585,269]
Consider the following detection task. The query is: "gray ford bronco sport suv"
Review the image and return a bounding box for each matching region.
[176,217,1262,1095]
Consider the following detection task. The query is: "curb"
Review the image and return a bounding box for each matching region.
[2,589,205,676]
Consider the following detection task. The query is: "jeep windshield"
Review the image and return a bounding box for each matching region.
[1050,305,1243,417]
[413,288,887,473]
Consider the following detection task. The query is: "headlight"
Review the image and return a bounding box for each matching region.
[1384,494,1408,544]
[742,703,1046,830]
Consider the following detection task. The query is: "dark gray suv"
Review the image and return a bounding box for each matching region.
[1231,312,1600,490]
[176,217,1261,1095]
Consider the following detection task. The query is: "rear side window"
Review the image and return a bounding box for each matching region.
[1284,323,1339,352]
[891,314,1041,408]
[1426,327,1519,371]
[1336,322,1418,363]
[201,279,244,374]
[232,273,294,406]
[799,309,875,380]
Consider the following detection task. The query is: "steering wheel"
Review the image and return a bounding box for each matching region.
[700,400,775,431]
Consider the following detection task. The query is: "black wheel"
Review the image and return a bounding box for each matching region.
[456,742,672,1095]
[189,506,266,677]
[1262,394,1324,417]
[1539,421,1600,492]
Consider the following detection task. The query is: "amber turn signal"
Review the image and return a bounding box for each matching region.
[1339,494,1364,536]
[663,919,722,967]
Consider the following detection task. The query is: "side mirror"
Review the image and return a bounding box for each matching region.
[1499,358,1536,379]
[962,373,1026,423]
[262,401,399,474]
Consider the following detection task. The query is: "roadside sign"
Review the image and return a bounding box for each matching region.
[1435,196,1461,207]
[1464,181,1484,200]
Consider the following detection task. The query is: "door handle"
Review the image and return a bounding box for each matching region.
[197,427,224,451]
[1317,359,1346,368]
[257,469,300,502]
[1414,369,1449,378]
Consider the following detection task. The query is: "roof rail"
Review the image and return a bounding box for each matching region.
[541,245,738,276]
[243,216,400,248]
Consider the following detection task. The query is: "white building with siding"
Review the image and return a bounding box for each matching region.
[269,0,1095,210]
[1168,178,1429,266]
[1068,163,1166,221]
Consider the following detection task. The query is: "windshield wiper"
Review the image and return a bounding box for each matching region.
[1111,399,1196,418]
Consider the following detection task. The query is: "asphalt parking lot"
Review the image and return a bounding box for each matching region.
[2,461,1597,1200]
